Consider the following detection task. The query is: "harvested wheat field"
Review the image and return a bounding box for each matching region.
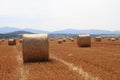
[50,38,120,80]
[0,38,120,80]
[0,40,20,80]
[0,39,81,80]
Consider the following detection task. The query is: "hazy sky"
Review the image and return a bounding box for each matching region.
[0,0,120,31]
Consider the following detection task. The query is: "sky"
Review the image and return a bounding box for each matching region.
[0,0,120,31]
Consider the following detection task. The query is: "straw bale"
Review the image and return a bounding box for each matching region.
[77,34,91,47]
[22,34,49,62]
[111,38,116,41]
[50,38,55,41]
[2,39,4,42]
[63,38,66,42]
[58,39,62,44]
[95,37,102,42]
[0,40,1,44]
[19,39,23,43]
[70,38,74,41]
[8,39,16,45]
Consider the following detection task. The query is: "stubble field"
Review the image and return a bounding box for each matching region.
[0,38,120,80]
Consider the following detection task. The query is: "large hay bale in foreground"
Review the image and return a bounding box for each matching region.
[22,34,49,62]
[95,37,102,42]
[8,39,16,45]
[77,34,91,47]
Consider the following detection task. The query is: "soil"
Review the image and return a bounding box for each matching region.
[0,38,120,80]
[50,38,120,80]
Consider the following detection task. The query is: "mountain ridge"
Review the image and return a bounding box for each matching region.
[0,27,120,34]
[0,27,49,34]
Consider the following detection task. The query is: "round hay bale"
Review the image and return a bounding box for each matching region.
[70,38,74,42]
[2,39,4,42]
[77,34,91,47]
[50,38,55,41]
[58,39,62,44]
[111,38,116,41]
[116,38,119,40]
[8,39,16,45]
[22,34,49,62]
[107,38,111,41]
[115,37,119,40]
[95,37,102,42]
[0,40,1,45]
[63,38,66,42]
[19,39,23,43]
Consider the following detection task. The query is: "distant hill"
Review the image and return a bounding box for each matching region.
[6,31,33,35]
[0,27,120,34]
[23,28,49,33]
[0,27,20,33]
[0,31,33,39]
[0,27,49,34]
[51,28,120,34]
[52,29,80,34]
[0,30,120,39]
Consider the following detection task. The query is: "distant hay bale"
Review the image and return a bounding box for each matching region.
[116,38,119,40]
[2,39,4,42]
[113,37,119,41]
[8,39,16,45]
[22,34,49,62]
[19,39,23,43]
[58,39,62,44]
[70,38,74,41]
[0,40,1,44]
[50,38,55,41]
[77,34,91,47]
[63,38,66,42]
[50,39,53,41]
[107,38,111,41]
[111,38,116,41]
[95,37,102,42]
